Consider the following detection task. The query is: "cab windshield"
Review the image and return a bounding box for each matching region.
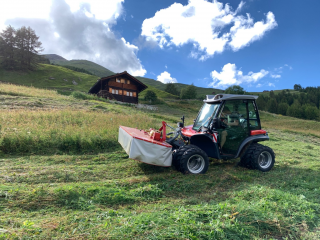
[193,103,220,130]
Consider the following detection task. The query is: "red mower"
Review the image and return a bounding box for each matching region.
[118,94,275,174]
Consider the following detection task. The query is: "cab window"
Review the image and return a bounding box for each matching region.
[248,101,261,130]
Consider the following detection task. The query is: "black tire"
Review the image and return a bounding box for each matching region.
[177,144,209,174]
[240,143,275,172]
[172,145,197,171]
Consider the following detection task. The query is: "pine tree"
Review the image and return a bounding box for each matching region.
[0,25,17,69]
[15,26,43,70]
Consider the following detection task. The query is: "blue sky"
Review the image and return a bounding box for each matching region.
[1,0,320,91]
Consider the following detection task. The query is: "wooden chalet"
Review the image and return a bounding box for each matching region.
[88,71,147,104]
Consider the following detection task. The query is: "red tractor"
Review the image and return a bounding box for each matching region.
[119,94,275,174]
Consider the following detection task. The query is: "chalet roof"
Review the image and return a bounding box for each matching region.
[204,94,258,103]
[88,71,148,94]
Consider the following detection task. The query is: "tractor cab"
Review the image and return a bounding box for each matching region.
[190,94,265,157]
[177,94,270,164]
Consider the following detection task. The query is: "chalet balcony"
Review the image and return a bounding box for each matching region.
[97,90,138,104]
[108,81,137,91]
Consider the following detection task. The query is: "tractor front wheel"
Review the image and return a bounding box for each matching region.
[174,145,209,174]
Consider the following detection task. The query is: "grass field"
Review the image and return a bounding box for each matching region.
[0,83,319,239]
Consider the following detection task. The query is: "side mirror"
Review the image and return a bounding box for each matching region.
[177,122,184,128]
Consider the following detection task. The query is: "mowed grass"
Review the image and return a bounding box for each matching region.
[0,85,320,239]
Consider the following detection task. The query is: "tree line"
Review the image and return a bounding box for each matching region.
[256,86,320,121]
[0,25,43,70]
[164,83,197,99]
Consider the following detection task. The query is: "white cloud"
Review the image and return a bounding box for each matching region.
[268,82,275,87]
[141,0,277,60]
[271,74,281,79]
[2,0,146,76]
[157,71,178,84]
[284,64,293,70]
[229,12,277,51]
[209,63,269,88]
[256,83,262,88]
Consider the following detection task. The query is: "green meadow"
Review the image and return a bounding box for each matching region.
[0,82,319,239]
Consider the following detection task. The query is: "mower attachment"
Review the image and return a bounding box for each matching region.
[118,125,172,167]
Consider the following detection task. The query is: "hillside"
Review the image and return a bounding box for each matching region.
[42,54,67,62]
[136,76,224,97]
[43,54,115,77]
[0,82,319,239]
[0,63,99,92]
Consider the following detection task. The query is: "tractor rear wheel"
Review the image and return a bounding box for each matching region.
[174,144,209,174]
[240,143,275,172]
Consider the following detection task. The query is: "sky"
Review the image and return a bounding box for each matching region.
[1,0,319,91]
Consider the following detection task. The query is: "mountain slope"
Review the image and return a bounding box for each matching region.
[0,64,99,92]
[42,54,67,62]
[136,76,224,97]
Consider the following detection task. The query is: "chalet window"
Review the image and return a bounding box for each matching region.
[130,92,133,97]
[116,90,119,94]
[112,89,115,94]
[127,80,130,84]
[127,91,129,96]
[119,90,123,95]
[123,90,127,96]
[109,88,112,93]
[121,79,126,84]
[133,92,136,97]
[116,78,120,83]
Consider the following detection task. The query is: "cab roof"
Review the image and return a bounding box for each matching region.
[204,94,258,103]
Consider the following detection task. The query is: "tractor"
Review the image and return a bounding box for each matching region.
[118,94,275,174]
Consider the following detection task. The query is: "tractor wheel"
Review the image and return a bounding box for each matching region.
[176,144,209,174]
[240,143,275,172]
[172,145,197,171]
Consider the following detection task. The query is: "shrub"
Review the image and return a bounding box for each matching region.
[72,91,90,100]
[164,83,179,96]
[180,84,197,99]
[144,90,158,103]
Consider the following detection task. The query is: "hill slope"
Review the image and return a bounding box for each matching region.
[0,64,99,92]
[42,54,67,62]
[136,76,224,97]
[42,53,115,78]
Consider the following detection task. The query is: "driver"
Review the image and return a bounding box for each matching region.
[220,107,239,149]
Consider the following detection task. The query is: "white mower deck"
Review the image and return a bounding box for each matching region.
[118,126,172,167]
